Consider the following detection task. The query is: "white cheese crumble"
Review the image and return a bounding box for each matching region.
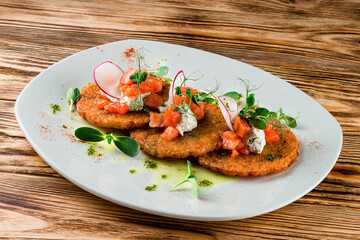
[158,99,171,113]
[246,125,266,154]
[176,108,197,136]
[108,93,150,111]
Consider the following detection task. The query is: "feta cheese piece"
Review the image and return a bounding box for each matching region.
[109,93,150,111]
[158,99,171,113]
[176,108,198,136]
[246,125,266,154]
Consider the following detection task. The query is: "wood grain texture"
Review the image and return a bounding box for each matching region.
[0,0,359,239]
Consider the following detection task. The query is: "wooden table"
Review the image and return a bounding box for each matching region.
[1,0,359,239]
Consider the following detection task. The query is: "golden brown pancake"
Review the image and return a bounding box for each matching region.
[130,103,229,158]
[76,82,169,129]
[198,128,299,177]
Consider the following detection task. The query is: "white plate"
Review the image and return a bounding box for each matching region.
[15,39,342,221]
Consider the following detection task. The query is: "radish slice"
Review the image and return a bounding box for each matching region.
[169,70,185,104]
[93,61,124,100]
[218,96,238,132]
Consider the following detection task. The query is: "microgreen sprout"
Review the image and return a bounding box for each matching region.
[66,88,80,112]
[170,160,199,198]
[236,78,298,130]
[149,66,169,78]
[74,127,139,157]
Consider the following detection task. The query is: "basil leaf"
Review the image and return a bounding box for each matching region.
[284,115,297,128]
[74,127,105,142]
[113,136,140,157]
[252,108,269,118]
[248,118,267,130]
[246,94,255,108]
[155,66,169,77]
[140,72,148,82]
[224,91,241,101]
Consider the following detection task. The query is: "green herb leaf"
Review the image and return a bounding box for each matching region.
[248,118,267,130]
[145,184,157,191]
[163,77,173,83]
[185,88,192,97]
[265,154,276,161]
[284,115,297,128]
[74,127,105,142]
[49,104,61,114]
[175,86,181,95]
[224,91,242,101]
[204,98,217,104]
[140,71,148,82]
[113,136,140,157]
[130,72,139,83]
[246,94,255,108]
[154,66,169,77]
[192,96,200,107]
[170,160,199,198]
[251,108,269,118]
[67,88,80,112]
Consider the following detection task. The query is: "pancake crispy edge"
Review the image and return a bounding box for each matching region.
[76,82,169,130]
[198,128,299,177]
[130,103,229,158]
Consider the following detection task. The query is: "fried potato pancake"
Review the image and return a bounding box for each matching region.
[198,128,299,176]
[76,83,169,129]
[130,103,229,158]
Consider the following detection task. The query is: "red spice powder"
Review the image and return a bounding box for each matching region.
[124,48,135,58]
[39,125,55,141]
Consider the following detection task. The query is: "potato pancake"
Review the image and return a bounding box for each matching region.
[130,103,229,158]
[198,128,299,176]
[76,82,169,129]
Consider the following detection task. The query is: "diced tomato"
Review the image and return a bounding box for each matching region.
[190,101,206,120]
[104,102,129,114]
[164,105,181,128]
[161,126,180,141]
[120,84,139,98]
[239,146,250,155]
[98,90,109,99]
[140,81,154,94]
[97,99,110,109]
[149,113,165,128]
[120,68,137,87]
[150,80,162,93]
[264,129,280,143]
[233,116,251,138]
[181,87,198,95]
[144,93,163,109]
[231,149,239,158]
[173,95,184,106]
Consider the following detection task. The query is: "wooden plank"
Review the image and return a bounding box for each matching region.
[0,0,359,238]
